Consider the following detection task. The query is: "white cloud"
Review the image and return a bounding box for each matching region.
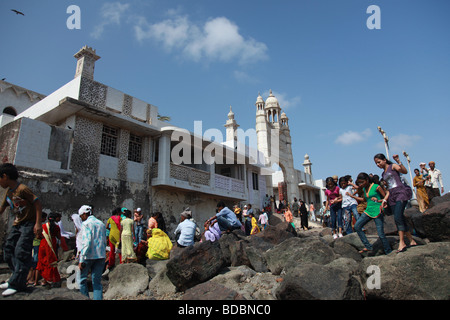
[335,128,372,145]
[91,2,130,39]
[262,90,301,110]
[377,133,422,152]
[134,14,268,65]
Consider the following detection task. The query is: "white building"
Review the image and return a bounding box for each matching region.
[0,46,275,237]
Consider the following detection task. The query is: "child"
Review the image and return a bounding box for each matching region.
[249,211,260,235]
[258,210,269,230]
[325,177,343,239]
[349,172,392,255]
[27,211,48,286]
[120,209,137,263]
[339,176,360,235]
[0,163,43,296]
[106,207,122,268]
[283,208,295,230]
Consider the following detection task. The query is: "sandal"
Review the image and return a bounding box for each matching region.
[396,246,407,253]
[359,248,369,254]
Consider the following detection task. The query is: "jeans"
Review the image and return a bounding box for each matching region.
[217,216,241,232]
[342,204,360,234]
[135,224,144,243]
[3,221,35,291]
[354,213,392,254]
[79,258,105,300]
[391,200,409,232]
[330,203,343,232]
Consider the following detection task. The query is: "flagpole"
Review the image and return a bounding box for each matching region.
[377,126,390,160]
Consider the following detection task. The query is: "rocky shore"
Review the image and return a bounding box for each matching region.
[1,193,449,300]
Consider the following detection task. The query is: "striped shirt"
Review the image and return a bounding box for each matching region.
[80,215,106,263]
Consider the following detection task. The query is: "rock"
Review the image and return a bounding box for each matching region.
[332,240,363,262]
[104,263,150,299]
[182,281,246,300]
[0,286,89,300]
[364,214,398,236]
[148,260,178,297]
[210,266,280,300]
[421,202,450,242]
[428,192,450,208]
[166,240,226,292]
[264,237,337,275]
[404,207,426,238]
[359,242,450,300]
[254,222,297,245]
[275,262,364,300]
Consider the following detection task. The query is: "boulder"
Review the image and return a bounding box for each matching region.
[421,201,450,242]
[182,281,246,300]
[275,262,364,300]
[264,237,337,275]
[254,222,297,245]
[359,242,450,300]
[104,263,149,299]
[166,240,226,292]
[428,192,450,208]
[404,207,426,238]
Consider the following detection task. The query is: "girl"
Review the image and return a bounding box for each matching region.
[374,153,417,252]
[258,210,269,230]
[249,211,260,235]
[339,176,359,234]
[106,207,122,268]
[120,209,137,263]
[350,173,392,255]
[325,177,343,238]
[36,212,62,285]
[413,168,429,213]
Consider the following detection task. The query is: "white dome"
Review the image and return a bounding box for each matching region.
[265,89,280,108]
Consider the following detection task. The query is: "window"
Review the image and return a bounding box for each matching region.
[2,107,17,116]
[252,172,259,190]
[128,133,142,163]
[101,125,118,157]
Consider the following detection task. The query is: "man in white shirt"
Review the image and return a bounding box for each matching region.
[78,205,106,300]
[428,161,444,200]
[174,210,196,247]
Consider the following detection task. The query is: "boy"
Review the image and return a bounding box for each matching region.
[0,163,42,296]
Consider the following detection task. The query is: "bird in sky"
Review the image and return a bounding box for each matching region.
[11,9,25,16]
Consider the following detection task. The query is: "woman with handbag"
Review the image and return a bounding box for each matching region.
[374,153,418,253]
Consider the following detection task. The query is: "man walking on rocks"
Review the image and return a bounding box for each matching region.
[78,205,106,300]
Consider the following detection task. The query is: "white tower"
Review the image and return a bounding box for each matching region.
[224,106,239,148]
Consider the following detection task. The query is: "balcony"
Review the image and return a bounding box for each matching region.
[151,162,246,199]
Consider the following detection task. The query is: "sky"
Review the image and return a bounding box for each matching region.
[1,0,449,192]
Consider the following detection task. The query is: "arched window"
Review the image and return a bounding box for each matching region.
[2,107,17,116]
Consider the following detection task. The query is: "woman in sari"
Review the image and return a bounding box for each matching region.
[36,212,61,285]
[146,228,173,260]
[106,207,122,268]
[413,168,429,212]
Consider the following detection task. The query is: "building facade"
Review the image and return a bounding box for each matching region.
[0,46,276,241]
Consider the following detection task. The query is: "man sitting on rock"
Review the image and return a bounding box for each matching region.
[207,201,242,234]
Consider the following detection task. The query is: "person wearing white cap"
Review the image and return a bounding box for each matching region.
[174,209,196,247]
[78,205,106,300]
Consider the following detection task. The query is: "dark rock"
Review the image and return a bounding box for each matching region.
[166,240,226,292]
[421,202,450,242]
[275,262,364,300]
[265,237,337,275]
[182,281,246,300]
[359,242,450,300]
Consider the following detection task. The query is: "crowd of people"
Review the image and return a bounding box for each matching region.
[0,156,444,299]
[320,154,444,255]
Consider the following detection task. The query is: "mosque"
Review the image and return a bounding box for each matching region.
[0,46,324,238]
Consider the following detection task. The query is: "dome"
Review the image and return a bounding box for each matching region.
[280,111,287,119]
[265,89,280,109]
[255,92,264,104]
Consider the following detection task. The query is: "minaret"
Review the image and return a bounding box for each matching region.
[255,92,270,165]
[265,89,282,127]
[74,45,101,80]
[224,106,239,147]
[303,154,312,175]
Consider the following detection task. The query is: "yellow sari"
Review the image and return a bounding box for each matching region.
[413,175,429,212]
[146,228,173,260]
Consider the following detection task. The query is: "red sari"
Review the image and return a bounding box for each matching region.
[37,223,61,283]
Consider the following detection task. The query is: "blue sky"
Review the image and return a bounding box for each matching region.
[1,0,449,192]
